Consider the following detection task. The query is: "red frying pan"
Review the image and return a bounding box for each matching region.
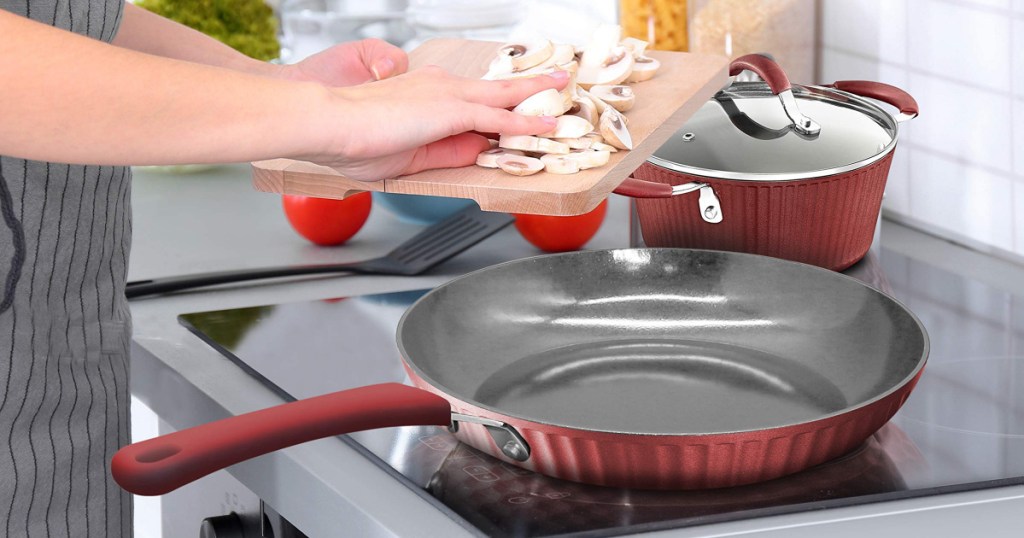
[113,249,928,495]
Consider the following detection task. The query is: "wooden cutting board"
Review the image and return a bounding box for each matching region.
[252,39,730,216]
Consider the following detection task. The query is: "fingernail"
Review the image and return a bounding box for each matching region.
[371,57,395,80]
[541,116,558,127]
[549,70,570,82]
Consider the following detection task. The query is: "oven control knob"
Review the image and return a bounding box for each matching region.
[200,513,249,538]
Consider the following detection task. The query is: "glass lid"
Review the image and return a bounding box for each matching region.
[649,83,900,181]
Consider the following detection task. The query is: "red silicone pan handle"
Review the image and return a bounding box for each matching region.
[613,176,674,198]
[729,54,792,94]
[829,80,919,121]
[111,383,452,496]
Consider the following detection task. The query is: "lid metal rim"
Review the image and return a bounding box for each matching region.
[646,135,898,182]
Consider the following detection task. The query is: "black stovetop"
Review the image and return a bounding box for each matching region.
[179,248,1024,537]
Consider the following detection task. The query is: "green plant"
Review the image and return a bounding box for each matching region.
[137,0,280,61]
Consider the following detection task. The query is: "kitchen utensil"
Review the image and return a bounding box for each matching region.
[629,53,919,271]
[113,249,928,495]
[251,38,731,216]
[371,192,476,225]
[124,205,513,299]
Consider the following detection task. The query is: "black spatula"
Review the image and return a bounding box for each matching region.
[125,205,514,299]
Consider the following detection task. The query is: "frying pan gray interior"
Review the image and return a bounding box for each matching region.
[397,249,927,435]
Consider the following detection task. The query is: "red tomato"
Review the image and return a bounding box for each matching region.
[282,193,372,246]
[514,199,608,252]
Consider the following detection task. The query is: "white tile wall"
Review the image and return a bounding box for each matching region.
[1015,18,1024,99]
[908,148,1015,250]
[906,0,1011,92]
[1015,181,1024,253]
[907,73,1014,173]
[820,0,1023,259]
[820,0,907,62]
[1015,99,1024,174]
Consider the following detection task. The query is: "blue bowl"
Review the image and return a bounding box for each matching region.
[372,192,477,225]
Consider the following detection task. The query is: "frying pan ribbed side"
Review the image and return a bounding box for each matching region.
[633,151,895,271]
[411,367,923,490]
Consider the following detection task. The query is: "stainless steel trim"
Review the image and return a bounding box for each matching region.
[699,185,723,223]
[671,182,707,195]
[895,111,918,123]
[449,413,531,462]
[779,89,821,136]
[647,84,902,182]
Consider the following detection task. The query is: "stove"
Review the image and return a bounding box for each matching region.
[178,248,1024,537]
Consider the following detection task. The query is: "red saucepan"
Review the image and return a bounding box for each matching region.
[612,54,919,271]
[113,249,928,496]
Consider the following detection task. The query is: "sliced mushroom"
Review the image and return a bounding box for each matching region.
[568,148,611,169]
[476,148,524,168]
[538,115,593,139]
[589,85,635,112]
[579,24,622,68]
[554,136,595,150]
[591,141,619,153]
[577,87,608,115]
[599,109,632,150]
[567,93,599,125]
[499,135,570,155]
[540,154,581,175]
[577,46,634,89]
[626,56,661,83]
[497,154,544,176]
[497,39,554,71]
[620,37,649,59]
[513,88,565,117]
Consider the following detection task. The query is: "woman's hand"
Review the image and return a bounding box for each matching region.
[299,68,569,181]
[281,38,409,86]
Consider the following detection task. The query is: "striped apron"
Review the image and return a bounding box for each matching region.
[1,1,133,536]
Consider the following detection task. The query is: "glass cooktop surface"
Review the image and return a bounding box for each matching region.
[179,249,1024,537]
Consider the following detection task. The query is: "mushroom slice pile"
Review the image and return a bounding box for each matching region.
[478,25,660,176]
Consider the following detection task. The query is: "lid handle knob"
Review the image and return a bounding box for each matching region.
[729,54,821,137]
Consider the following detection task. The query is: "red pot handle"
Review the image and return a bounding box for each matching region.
[729,54,792,95]
[613,176,674,198]
[828,80,919,121]
[111,383,451,496]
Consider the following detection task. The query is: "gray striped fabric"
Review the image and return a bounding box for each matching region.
[1,1,133,536]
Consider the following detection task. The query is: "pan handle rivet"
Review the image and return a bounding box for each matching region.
[682,133,696,142]
[704,206,718,219]
[503,440,527,460]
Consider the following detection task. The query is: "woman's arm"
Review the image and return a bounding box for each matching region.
[0,9,562,178]
[111,3,282,78]
[112,3,409,85]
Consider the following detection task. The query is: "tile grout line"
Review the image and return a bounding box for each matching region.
[931,0,1024,19]
[1012,16,1019,254]
[903,142,1024,183]
[823,45,1015,98]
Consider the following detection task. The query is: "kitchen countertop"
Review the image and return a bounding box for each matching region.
[128,164,1024,537]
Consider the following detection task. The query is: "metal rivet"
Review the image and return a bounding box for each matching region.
[503,440,526,460]
[704,206,718,219]
[681,132,695,142]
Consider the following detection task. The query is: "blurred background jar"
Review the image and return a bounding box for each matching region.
[618,0,689,51]
[687,0,817,83]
